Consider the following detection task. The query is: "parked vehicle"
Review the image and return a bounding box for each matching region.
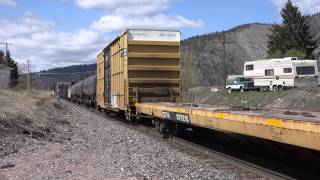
[226,77,256,93]
[243,57,319,91]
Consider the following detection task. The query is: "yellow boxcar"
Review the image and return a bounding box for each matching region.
[96,29,181,112]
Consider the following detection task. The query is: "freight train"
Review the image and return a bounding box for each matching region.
[68,29,320,152]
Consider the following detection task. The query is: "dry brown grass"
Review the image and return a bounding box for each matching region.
[0,89,68,136]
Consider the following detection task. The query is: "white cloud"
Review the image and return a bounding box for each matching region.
[0,13,106,71]
[91,14,203,33]
[81,0,203,33]
[75,0,170,16]
[271,0,320,14]
[0,0,204,70]
[0,0,16,6]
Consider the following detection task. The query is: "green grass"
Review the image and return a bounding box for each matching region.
[184,87,320,111]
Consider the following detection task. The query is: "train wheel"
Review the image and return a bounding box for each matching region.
[96,105,102,112]
[160,120,175,139]
[278,85,284,91]
[155,120,161,131]
[125,110,135,124]
[104,109,110,116]
[240,87,244,93]
[273,85,279,92]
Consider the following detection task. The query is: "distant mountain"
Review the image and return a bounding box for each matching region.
[181,23,272,89]
[43,64,96,74]
[29,64,96,89]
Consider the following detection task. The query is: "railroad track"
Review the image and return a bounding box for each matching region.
[133,123,294,180]
[78,102,295,179]
[172,137,294,180]
[105,118,294,179]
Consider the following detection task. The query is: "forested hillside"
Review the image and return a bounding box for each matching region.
[27,64,96,89]
[42,64,96,74]
[181,23,272,89]
[182,13,320,90]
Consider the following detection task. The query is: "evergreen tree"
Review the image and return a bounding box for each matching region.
[0,50,4,64]
[268,0,317,58]
[3,50,19,86]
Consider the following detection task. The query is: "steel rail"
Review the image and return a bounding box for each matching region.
[172,136,295,180]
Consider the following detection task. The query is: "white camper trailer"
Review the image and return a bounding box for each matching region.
[243,57,319,91]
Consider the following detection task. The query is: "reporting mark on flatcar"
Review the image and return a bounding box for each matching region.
[163,111,190,123]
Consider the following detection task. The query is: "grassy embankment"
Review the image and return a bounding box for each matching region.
[183,87,320,112]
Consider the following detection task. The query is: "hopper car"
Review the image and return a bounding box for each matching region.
[69,29,320,152]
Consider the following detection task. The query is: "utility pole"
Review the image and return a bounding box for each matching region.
[27,60,30,90]
[0,42,13,54]
[212,31,237,87]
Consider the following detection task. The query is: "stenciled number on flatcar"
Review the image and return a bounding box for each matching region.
[162,111,190,124]
[176,113,189,123]
[163,111,171,119]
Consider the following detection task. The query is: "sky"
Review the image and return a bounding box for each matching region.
[0,0,319,71]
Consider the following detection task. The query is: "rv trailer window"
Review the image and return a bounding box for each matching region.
[246,64,254,71]
[296,66,315,75]
[284,68,292,73]
[265,69,274,76]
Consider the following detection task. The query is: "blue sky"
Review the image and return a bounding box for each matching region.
[168,0,279,38]
[0,0,319,70]
[0,0,280,37]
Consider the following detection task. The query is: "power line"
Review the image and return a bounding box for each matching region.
[212,31,237,87]
[36,70,96,75]
[27,60,30,90]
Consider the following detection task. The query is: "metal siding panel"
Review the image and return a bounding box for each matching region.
[96,52,105,108]
[99,30,181,110]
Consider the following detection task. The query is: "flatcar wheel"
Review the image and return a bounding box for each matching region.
[125,110,135,124]
[162,129,170,139]
[154,120,161,131]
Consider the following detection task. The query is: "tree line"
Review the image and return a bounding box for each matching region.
[268,0,318,59]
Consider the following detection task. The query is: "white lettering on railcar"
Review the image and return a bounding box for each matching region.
[128,30,180,42]
[176,114,189,123]
[163,112,171,119]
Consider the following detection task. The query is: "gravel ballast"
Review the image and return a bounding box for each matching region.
[1,99,262,180]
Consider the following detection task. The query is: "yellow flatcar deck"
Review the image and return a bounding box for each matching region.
[136,102,320,151]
